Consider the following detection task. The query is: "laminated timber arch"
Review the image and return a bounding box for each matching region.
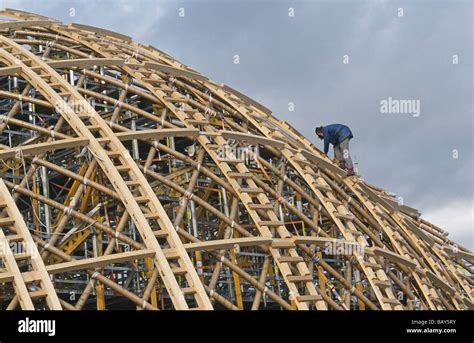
[0,8,472,310]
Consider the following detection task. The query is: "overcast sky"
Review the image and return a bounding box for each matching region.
[3,0,473,249]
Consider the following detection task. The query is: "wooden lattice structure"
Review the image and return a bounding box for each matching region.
[0,8,472,311]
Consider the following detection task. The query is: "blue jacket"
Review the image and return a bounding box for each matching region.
[323,124,353,154]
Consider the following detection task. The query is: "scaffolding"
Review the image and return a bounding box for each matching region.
[0,8,472,310]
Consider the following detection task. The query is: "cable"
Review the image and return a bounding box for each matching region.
[29,219,97,237]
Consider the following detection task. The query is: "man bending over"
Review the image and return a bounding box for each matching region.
[315,124,355,176]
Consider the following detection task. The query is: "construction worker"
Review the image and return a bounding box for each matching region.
[315,124,355,176]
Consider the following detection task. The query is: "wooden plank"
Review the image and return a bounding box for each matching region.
[358,182,396,213]
[0,271,13,283]
[425,270,456,295]
[382,196,420,218]
[142,62,208,81]
[0,230,34,309]
[46,249,155,274]
[287,275,313,282]
[259,220,284,226]
[21,270,41,283]
[381,297,401,305]
[0,217,15,226]
[1,8,59,22]
[271,239,295,248]
[370,247,417,269]
[299,149,347,177]
[0,179,62,309]
[248,203,274,210]
[115,128,199,141]
[297,295,323,302]
[454,250,474,263]
[220,84,272,115]
[0,137,89,159]
[443,246,474,263]
[0,66,21,76]
[70,23,131,42]
[404,218,435,247]
[463,297,474,310]
[184,237,272,253]
[0,20,53,30]
[221,130,285,148]
[47,58,124,69]
[145,44,173,59]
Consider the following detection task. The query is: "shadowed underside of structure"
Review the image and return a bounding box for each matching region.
[0,8,472,311]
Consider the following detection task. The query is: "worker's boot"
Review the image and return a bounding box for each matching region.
[346,168,355,176]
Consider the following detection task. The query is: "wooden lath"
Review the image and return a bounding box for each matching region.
[0,179,61,310]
